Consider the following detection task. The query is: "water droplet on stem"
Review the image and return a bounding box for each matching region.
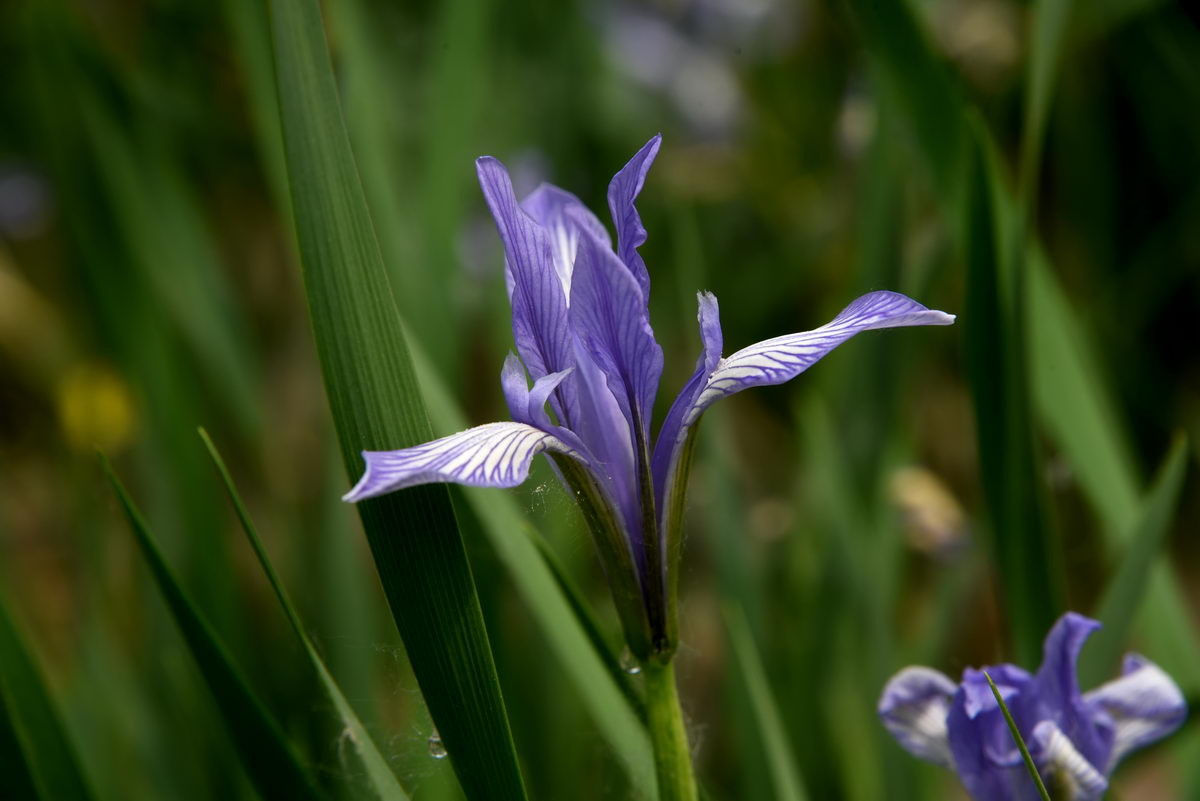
[428,729,447,759]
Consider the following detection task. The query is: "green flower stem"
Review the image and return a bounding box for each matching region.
[643,660,698,801]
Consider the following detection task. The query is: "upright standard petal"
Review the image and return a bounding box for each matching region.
[1028,613,1109,773]
[607,134,661,298]
[477,157,577,423]
[521,183,612,299]
[1083,653,1186,772]
[569,216,664,441]
[343,422,584,501]
[688,291,955,423]
[878,666,959,768]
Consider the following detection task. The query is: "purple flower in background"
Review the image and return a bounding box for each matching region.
[345,135,954,660]
[879,613,1187,801]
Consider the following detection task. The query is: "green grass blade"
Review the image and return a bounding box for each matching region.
[723,604,809,801]
[1027,262,1141,536]
[266,1,528,797]
[962,127,1062,664]
[1082,435,1189,687]
[0,595,95,801]
[983,672,1053,801]
[1020,0,1075,203]
[330,0,422,347]
[222,0,292,223]
[407,337,657,796]
[198,429,410,801]
[103,458,330,801]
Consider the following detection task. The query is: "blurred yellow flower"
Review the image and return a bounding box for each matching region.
[56,363,135,453]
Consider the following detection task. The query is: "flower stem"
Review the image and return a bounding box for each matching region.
[643,660,698,801]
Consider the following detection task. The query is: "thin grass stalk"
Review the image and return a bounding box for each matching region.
[983,672,1054,801]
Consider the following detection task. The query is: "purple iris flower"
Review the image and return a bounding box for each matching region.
[344,135,954,660]
[879,613,1187,800]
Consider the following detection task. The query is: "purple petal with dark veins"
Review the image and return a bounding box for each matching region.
[523,183,611,297]
[1083,653,1186,771]
[688,291,955,423]
[501,353,530,421]
[878,666,958,768]
[569,213,663,442]
[528,370,574,429]
[652,291,722,508]
[567,338,643,566]
[477,157,577,425]
[343,422,584,501]
[501,352,573,430]
[607,134,661,298]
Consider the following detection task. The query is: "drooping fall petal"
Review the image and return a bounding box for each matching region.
[1083,653,1187,772]
[343,422,585,501]
[690,291,955,422]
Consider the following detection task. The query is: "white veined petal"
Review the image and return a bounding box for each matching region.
[343,422,583,501]
[1031,721,1108,801]
[550,219,577,301]
[878,666,958,768]
[1083,654,1187,771]
[687,291,954,424]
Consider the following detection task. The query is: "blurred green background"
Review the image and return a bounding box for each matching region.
[1,0,1198,798]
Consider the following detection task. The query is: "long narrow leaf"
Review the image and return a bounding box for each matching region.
[963,125,1061,663]
[1082,435,1189,687]
[198,429,410,801]
[103,458,330,801]
[266,1,528,797]
[723,604,809,801]
[0,595,94,801]
[1020,0,1075,201]
[1027,262,1141,535]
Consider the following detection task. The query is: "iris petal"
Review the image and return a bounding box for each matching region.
[342,422,584,501]
[569,215,663,441]
[1031,613,1109,772]
[1031,721,1108,801]
[476,157,578,425]
[689,291,955,422]
[1083,653,1186,772]
[947,685,1042,801]
[521,183,611,298]
[607,134,661,298]
[652,291,722,509]
[878,666,958,768]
